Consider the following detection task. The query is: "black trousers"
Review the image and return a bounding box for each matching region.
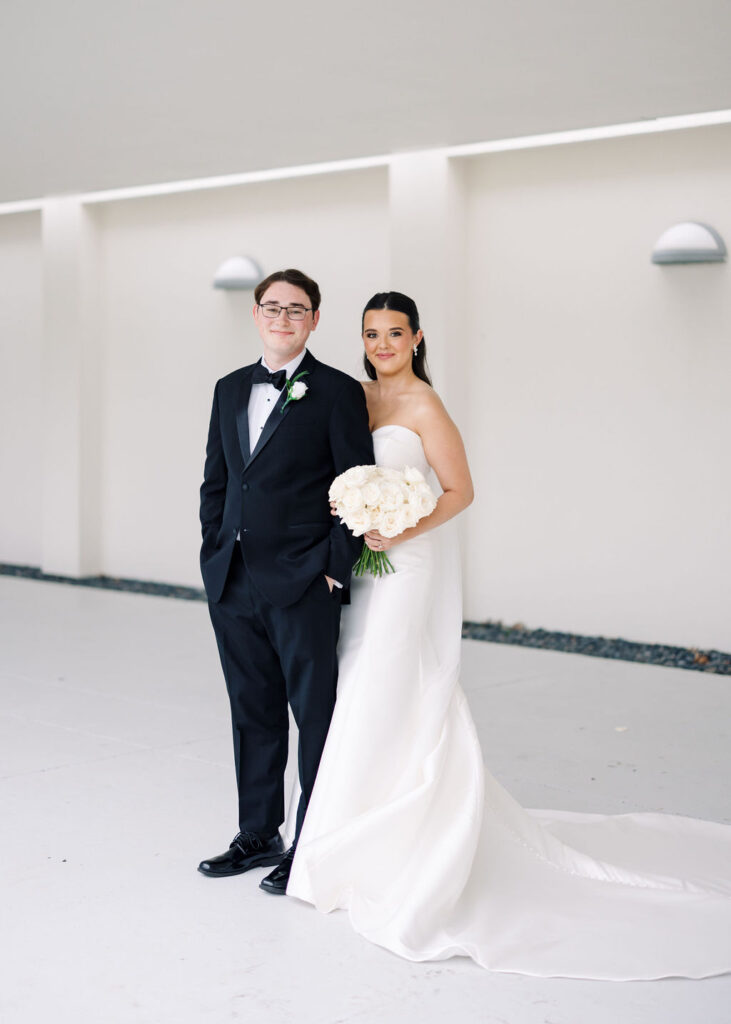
[208,544,342,841]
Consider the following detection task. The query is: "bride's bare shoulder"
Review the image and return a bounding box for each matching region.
[412,383,448,419]
[411,386,461,443]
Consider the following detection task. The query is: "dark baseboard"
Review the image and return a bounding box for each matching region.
[2,563,729,675]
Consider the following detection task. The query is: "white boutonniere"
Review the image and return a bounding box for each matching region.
[281,370,309,412]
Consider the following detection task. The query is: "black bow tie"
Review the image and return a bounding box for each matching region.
[252,364,287,390]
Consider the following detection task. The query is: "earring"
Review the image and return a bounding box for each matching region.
[413,344,418,357]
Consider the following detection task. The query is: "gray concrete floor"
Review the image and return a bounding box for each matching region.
[1,576,729,1024]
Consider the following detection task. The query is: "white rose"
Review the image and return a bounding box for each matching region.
[417,492,436,516]
[329,476,347,501]
[378,511,401,538]
[403,484,435,520]
[393,508,411,533]
[404,466,425,484]
[346,509,370,536]
[362,481,381,506]
[290,381,308,400]
[342,465,368,487]
[342,487,365,512]
[410,483,433,502]
[378,482,404,511]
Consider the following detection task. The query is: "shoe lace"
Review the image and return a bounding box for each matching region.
[231,831,264,852]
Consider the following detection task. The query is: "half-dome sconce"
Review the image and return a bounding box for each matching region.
[213,255,264,290]
[651,222,727,264]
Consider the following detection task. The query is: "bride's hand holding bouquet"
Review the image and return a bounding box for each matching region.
[329,463,437,577]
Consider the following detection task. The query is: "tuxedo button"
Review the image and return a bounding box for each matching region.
[242,483,249,491]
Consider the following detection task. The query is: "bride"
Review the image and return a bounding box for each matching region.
[286,291,731,980]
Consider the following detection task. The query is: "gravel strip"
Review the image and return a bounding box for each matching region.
[462,621,731,676]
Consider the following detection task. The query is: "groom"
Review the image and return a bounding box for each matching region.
[198,268,373,894]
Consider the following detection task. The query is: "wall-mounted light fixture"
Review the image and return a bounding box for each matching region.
[213,255,264,289]
[652,222,727,264]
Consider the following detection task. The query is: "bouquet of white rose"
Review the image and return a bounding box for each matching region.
[329,464,438,577]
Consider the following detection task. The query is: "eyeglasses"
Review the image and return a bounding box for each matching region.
[258,302,312,321]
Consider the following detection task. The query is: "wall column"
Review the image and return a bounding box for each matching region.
[41,199,101,577]
[388,153,466,412]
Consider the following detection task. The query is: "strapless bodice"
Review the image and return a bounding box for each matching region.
[372,424,431,478]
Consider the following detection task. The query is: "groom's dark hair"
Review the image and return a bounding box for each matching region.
[255,268,321,313]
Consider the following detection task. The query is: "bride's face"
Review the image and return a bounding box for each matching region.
[362,309,422,378]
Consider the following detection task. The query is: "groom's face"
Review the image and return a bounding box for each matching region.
[253,282,320,368]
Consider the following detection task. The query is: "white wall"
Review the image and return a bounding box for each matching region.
[1,128,729,651]
[0,212,42,566]
[96,168,389,586]
[462,125,731,650]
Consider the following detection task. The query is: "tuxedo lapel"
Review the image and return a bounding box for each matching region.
[246,350,317,470]
[235,367,254,464]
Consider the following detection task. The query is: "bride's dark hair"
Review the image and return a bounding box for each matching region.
[362,291,432,387]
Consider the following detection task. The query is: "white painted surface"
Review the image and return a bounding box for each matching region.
[41,200,101,577]
[2,2,731,201]
[95,169,388,586]
[0,127,729,650]
[388,153,465,413]
[1,577,729,1022]
[0,213,42,566]
[462,125,731,650]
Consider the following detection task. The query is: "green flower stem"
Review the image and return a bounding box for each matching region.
[353,543,395,578]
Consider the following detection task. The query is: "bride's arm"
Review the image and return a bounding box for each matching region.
[365,392,474,551]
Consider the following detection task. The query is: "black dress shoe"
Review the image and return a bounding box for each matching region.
[259,845,296,895]
[198,831,284,878]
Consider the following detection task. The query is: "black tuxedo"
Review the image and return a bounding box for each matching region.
[200,350,374,838]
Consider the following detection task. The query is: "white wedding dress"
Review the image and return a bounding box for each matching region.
[287,424,731,980]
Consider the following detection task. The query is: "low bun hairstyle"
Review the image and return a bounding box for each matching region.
[362,291,432,386]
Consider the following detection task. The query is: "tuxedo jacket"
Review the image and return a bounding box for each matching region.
[200,349,374,607]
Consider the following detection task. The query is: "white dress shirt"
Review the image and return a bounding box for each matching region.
[247,348,307,456]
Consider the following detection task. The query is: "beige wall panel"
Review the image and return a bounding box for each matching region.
[97,169,389,587]
[0,213,42,566]
[462,126,731,649]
